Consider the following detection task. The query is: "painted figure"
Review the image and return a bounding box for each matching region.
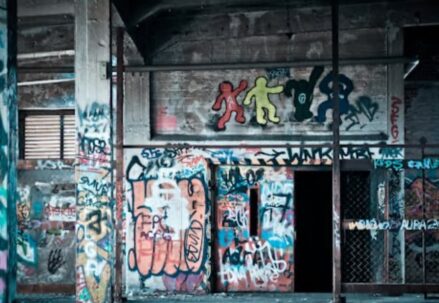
[284,66,324,122]
[243,76,283,125]
[212,80,248,130]
[316,71,353,123]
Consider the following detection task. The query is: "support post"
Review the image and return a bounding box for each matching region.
[1,0,17,302]
[75,1,113,303]
[114,27,124,303]
[331,0,343,302]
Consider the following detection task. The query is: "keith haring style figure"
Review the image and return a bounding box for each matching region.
[243,76,283,125]
[284,66,324,122]
[212,80,248,130]
[316,71,353,123]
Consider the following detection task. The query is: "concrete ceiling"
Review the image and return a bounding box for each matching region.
[112,0,437,64]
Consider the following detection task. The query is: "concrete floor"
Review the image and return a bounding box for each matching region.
[13,293,439,303]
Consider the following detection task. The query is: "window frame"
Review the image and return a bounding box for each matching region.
[19,109,75,160]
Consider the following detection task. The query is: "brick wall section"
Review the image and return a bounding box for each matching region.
[405,83,439,145]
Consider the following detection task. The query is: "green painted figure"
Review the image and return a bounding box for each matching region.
[243,76,283,125]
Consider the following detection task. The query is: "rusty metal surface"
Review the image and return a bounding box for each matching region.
[114,26,125,303]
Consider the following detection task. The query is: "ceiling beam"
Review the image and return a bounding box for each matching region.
[127,0,330,29]
[18,0,73,17]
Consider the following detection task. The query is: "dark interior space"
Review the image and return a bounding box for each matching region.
[295,171,333,292]
[404,25,439,82]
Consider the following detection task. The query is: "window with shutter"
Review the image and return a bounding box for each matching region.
[20,110,75,160]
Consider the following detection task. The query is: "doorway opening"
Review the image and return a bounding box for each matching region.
[295,171,332,292]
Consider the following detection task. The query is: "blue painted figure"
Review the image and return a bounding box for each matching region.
[316,71,353,123]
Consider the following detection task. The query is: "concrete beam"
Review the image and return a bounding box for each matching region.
[18,0,73,17]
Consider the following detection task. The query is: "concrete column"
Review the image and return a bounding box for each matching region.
[75,1,113,302]
[387,26,405,284]
[0,0,17,302]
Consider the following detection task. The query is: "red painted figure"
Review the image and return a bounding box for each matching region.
[212,80,248,130]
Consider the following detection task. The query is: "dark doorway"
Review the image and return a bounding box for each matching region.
[295,171,332,292]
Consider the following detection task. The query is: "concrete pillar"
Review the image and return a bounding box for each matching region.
[0,0,17,302]
[75,1,113,302]
[387,26,405,284]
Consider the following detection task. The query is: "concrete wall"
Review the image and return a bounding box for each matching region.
[150,65,387,139]
[122,3,408,295]
[405,83,439,145]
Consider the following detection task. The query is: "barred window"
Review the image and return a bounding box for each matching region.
[20,110,75,159]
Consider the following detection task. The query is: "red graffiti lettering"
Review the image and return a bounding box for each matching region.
[390,96,402,143]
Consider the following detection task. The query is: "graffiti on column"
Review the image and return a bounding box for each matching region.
[76,102,112,303]
[387,169,404,283]
[0,23,8,302]
[243,76,283,125]
[284,66,323,122]
[125,148,210,293]
[215,166,294,292]
[212,80,248,130]
[0,113,7,301]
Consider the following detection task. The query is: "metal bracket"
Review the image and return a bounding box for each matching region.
[99,61,111,80]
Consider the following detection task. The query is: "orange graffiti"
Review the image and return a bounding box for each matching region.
[128,177,206,278]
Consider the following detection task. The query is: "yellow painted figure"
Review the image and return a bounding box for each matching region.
[243,76,284,125]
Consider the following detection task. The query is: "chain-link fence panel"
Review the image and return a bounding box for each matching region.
[342,152,439,286]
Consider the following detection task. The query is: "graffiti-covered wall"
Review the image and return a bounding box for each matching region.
[123,146,403,295]
[0,19,8,302]
[404,169,439,283]
[0,2,15,301]
[75,2,113,302]
[16,164,75,286]
[151,65,387,138]
[125,148,211,295]
[215,166,294,292]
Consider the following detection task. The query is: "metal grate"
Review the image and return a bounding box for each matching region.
[342,172,385,283]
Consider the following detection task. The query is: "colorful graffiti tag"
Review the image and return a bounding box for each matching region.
[207,67,384,132]
[16,174,75,285]
[284,66,323,122]
[212,80,248,130]
[125,149,210,293]
[405,171,439,282]
[243,76,283,125]
[0,112,7,301]
[0,22,10,303]
[315,71,353,123]
[123,145,407,294]
[390,96,403,143]
[153,65,387,136]
[76,102,113,303]
[215,166,294,291]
